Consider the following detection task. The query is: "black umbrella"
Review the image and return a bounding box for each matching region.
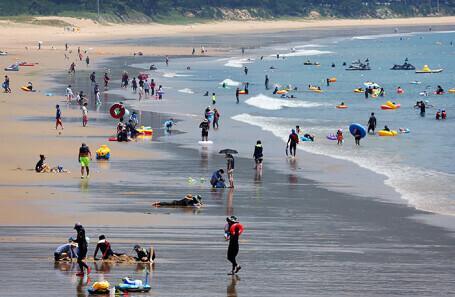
[219,149,238,154]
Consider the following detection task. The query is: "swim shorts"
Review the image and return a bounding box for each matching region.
[80,157,90,167]
[255,157,263,164]
[202,131,208,137]
[83,116,88,122]
[227,169,234,179]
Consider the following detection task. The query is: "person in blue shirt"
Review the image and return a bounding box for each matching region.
[54,242,77,261]
[211,169,226,188]
[55,105,64,130]
[94,84,100,104]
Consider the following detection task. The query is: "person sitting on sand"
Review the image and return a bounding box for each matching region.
[153,194,202,207]
[211,169,226,188]
[117,128,129,142]
[133,244,155,262]
[54,241,78,261]
[35,154,47,172]
[204,91,209,96]
[26,82,33,91]
[94,235,125,260]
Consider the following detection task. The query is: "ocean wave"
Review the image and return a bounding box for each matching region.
[224,58,252,68]
[231,113,455,215]
[245,94,331,110]
[220,79,242,86]
[178,88,194,94]
[163,72,192,78]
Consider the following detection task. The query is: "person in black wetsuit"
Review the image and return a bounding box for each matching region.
[420,100,426,116]
[286,129,299,157]
[94,235,125,260]
[133,244,155,262]
[74,222,91,276]
[225,216,241,275]
[153,194,202,207]
[368,112,377,134]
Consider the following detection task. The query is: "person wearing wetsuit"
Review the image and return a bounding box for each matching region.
[287,129,299,157]
[253,140,263,173]
[153,194,202,207]
[420,101,426,116]
[117,128,128,142]
[383,125,390,131]
[226,216,241,275]
[265,75,269,89]
[368,112,377,133]
[104,73,110,87]
[94,235,124,260]
[74,222,91,276]
[133,244,156,262]
[273,87,278,94]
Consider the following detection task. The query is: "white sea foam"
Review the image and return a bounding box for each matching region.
[245,94,331,110]
[271,49,332,57]
[220,79,242,86]
[163,72,192,78]
[232,113,455,215]
[224,58,252,68]
[178,88,194,94]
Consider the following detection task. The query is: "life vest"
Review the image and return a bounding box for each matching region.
[230,223,244,236]
[337,133,343,140]
[151,82,156,88]
[291,133,299,143]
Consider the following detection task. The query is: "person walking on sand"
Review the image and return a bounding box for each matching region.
[199,119,209,141]
[4,76,11,93]
[225,216,242,275]
[82,103,88,127]
[212,93,216,105]
[90,72,96,84]
[103,73,109,87]
[367,112,376,134]
[55,105,64,130]
[94,84,101,104]
[66,85,73,103]
[85,56,90,67]
[78,143,92,179]
[286,129,299,157]
[226,154,235,188]
[144,79,150,99]
[69,62,76,75]
[74,222,91,276]
[253,140,263,174]
[132,78,137,93]
[150,79,156,95]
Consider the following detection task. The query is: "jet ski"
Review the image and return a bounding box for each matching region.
[390,62,415,70]
[346,63,371,71]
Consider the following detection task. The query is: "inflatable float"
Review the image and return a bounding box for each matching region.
[378,130,398,136]
[434,92,445,95]
[115,275,151,293]
[21,87,30,92]
[198,141,213,145]
[277,90,287,94]
[326,134,337,140]
[449,89,455,94]
[19,62,34,66]
[110,103,125,119]
[230,223,244,236]
[156,90,165,95]
[399,128,411,133]
[308,87,318,90]
[349,123,366,138]
[354,89,364,93]
[218,86,231,89]
[336,105,347,109]
[95,145,111,160]
[301,136,313,142]
[108,138,118,141]
[328,78,337,82]
[98,51,105,55]
[88,281,110,295]
[381,101,401,110]
[238,90,246,94]
[410,81,421,84]
[397,89,404,94]
[5,64,19,71]
[314,89,323,92]
[137,126,153,135]
[415,65,443,74]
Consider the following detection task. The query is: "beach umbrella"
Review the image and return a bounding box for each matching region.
[219,149,238,154]
[138,74,148,80]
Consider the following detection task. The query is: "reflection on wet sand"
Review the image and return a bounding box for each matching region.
[227,188,234,216]
[80,180,89,193]
[227,275,240,297]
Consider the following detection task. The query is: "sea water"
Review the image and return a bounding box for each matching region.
[110,30,455,216]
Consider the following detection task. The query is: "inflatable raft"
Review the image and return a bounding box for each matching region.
[378,130,398,136]
[137,126,153,135]
[381,101,401,110]
[328,78,337,82]
[415,65,443,74]
[21,87,31,92]
[95,145,111,160]
[354,89,364,93]
[336,105,347,109]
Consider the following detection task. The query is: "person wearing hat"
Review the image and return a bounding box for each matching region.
[211,169,225,188]
[78,143,92,179]
[153,194,202,207]
[337,129,343,146]
[54,241,78,261]
[286,128,299,157]
[74,222,91,276]
[94,235,125,260]
[133,244,155,262]
[199,119,210,141]
[225,216,241,275]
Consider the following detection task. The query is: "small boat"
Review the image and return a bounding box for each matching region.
[346,63,370,71]
[415,65,443,74]
[391,63,415,70]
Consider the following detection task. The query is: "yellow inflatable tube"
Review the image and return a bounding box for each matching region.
[92,281,110,290]
[378,130,398,136]
[386,101,397,109]
[95,145,111,156]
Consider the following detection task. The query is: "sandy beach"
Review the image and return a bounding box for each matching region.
[1,17,455,296]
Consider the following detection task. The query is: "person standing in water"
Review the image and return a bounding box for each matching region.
[265,75,269,89]
[225,216,242,275]
[287,129,299,157]
[78,143,92,179]
[212,93,216,105]
[74,222,91,276]
[85,56,90,67]
[354,128,362,147]
[253,140,263,174]
[367,112,376,134]
[82,103,88,127]
[244,67,248,75]
[226,154,235,188]
[199,119,209,141]
[235,88,239,103]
